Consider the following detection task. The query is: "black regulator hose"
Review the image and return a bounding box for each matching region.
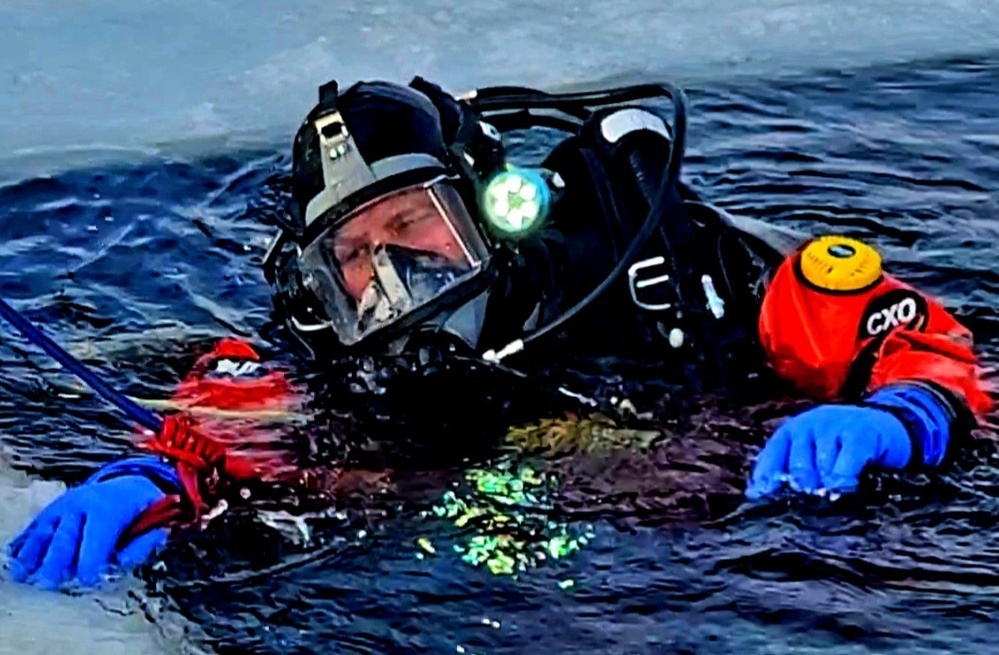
[482,82,688,362]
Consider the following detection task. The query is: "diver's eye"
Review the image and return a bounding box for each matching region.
[389,210,435,236]
[338,243,371,264]
[388,215,415,236]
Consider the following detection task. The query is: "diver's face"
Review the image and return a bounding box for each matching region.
[330,188,468,300]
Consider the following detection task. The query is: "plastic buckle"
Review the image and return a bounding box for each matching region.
[628,256,677,311]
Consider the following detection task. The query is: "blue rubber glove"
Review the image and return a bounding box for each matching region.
[746,384,955,500]
[5,456,180,590]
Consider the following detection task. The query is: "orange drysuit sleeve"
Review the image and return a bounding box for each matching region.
[758,237,991,418]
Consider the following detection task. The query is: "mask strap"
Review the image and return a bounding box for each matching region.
[304,111,378,227]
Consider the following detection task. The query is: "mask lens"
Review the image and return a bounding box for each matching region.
[298,181,490,346]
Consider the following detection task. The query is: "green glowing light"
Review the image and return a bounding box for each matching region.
[480,168,551,236]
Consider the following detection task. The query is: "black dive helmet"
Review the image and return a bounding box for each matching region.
[264,77,691,360]
[264,78,510,358]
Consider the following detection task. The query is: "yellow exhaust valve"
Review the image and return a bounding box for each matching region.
[799,235,882,292]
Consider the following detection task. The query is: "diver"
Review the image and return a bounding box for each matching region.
[4,77,991,590]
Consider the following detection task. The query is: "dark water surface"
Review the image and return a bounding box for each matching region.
[1,55,998,654]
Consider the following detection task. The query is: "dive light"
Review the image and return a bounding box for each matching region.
[479,165,553,237]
